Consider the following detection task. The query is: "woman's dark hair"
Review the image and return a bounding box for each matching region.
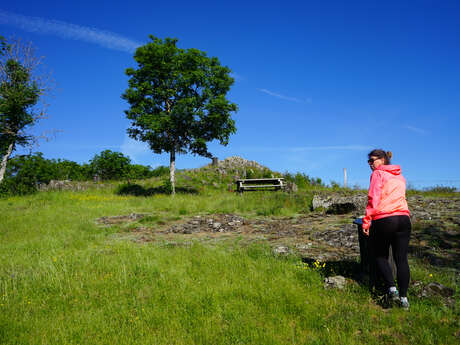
[368,149,392,165]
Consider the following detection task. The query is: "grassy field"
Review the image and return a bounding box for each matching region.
[1,185,458,344]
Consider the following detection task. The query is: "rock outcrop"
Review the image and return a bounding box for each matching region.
[214,156,268,171]
[312,193,367,215]
[38,180,106,191]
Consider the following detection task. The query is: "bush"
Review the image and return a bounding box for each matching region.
[151,165,170,177]
[0,150,165,196]
[128,164,154,180]
[0,153,57,196]
[55,159,92,181]
[423,185,457,193]
[283,172,323,189]
[329,180,341,189]
[161,178,173,194]
[89,150,132,180]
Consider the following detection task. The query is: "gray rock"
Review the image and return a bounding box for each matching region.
[273,246,290,255]
[421,282,454,298]
[285,182,298,193]
[324,276,347,289]
[446,297,456,309]
[212,222,222,229]
[295,243,312,250]
[312,193,367,214]
[215,156,267,171]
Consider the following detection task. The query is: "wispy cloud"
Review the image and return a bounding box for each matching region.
[120,135,150,163]
[403,125,427,135]
[0,10,141,53]
[257,88,312,103]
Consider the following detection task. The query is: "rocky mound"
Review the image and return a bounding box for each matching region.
[214,156,268,171]
[97,192,459,270]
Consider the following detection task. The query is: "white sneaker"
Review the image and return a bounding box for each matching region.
[400,297,410,310]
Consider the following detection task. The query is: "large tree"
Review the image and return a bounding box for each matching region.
[122,36,237,194]
[0,36,51,184]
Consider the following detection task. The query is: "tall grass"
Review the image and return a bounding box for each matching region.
[0,189,458,344]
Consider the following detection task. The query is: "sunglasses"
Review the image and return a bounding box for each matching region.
[368,158,381,164]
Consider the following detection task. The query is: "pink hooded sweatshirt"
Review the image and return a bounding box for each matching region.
[362,165,410,230]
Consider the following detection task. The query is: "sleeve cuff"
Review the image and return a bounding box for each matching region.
[362,216,372,230]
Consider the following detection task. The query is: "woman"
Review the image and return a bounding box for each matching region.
[362,149,411,309]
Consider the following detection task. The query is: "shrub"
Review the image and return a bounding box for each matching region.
[89,150,131,180]
[161,178,173,194]
[329,180,341,189]
[283,172,323,189]
[0,150,165,196]
[0,153,57,196]
[128,164,154,180]
[423,185,457,193]
[151,165,170,177]
[55,159,92,181]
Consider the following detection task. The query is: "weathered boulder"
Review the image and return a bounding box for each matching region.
[421,282,454,298]
[285,182,298,193]
[273,246,290,255]
[312,193,367,215]
[324,276,347,289]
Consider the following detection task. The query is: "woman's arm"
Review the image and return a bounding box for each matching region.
[362,170,383,234]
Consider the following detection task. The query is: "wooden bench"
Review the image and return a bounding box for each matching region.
[235,178,285,193]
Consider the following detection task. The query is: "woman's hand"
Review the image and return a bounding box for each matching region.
[362,216,371,236]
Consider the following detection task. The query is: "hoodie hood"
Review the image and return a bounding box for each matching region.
[376,164,401,175]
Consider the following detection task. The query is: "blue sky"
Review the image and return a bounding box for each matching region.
[1,1,459,188]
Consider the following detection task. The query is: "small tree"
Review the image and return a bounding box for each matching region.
[89,150,132,181]
[0,36,52,184]
[122,36,238,195]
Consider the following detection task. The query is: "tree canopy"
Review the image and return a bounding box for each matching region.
[122,36,238,194]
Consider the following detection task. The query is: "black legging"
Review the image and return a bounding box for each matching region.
[370,215,411,297]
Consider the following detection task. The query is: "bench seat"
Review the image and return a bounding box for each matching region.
[235,178,285,193]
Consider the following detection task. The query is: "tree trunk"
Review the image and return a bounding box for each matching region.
[0,143,14,184]
[170,150,176,196]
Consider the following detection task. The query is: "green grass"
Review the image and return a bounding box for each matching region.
[0,188,458,344]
